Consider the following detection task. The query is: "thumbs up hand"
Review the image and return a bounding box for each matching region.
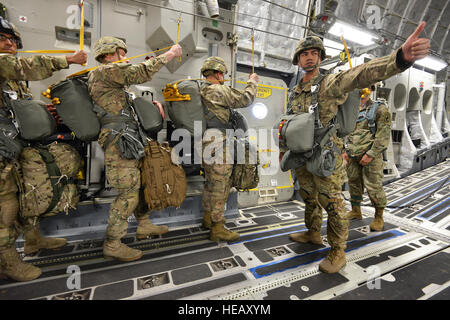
[401,21,430,63]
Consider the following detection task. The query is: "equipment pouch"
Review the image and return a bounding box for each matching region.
[116,128,146,160]
[306,145,337,177]
[280,150,305,172]
[0,116,24,160]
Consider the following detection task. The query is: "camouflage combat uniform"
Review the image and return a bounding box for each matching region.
[200,78,257,224]
[0,54,69,247]
[0,54,69,281]
[288,48,411,252]
[346,99,391,209]
[88,41,169,246]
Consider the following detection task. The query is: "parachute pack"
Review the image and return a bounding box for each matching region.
[49,75,100,141]
[19,142,82,218]
[164,80,207,136]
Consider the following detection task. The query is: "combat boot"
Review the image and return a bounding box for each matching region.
[347,206,362,220]
[0,248,42,282]
[209,222,240,242]
[103,240,143,262]
[319,249,346,274]
[136,217,169,239]
[23,226,67,255]
[370,208,384,231]
[289,230,323,245]
[202,212,212,229]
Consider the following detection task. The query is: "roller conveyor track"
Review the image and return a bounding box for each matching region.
[1,161,449,300]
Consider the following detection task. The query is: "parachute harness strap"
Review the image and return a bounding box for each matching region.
[340,35,352,68]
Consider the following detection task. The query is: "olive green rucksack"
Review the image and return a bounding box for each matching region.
[19,142,82,218]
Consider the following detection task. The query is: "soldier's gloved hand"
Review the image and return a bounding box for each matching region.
[401,21,430,63]
[360,154,373,166]
[249,73,259,83]
[164,44,183,62]
[66,50,88,65]
[153,100,165,119]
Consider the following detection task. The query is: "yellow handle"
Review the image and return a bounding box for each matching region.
[17,50,76,54]
[176,16,182,63]
[80,0,86,66]
[251,29,255,74]
[340,36,352,69]
[67,45,173,78]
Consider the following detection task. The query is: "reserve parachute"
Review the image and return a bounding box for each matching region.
[2,86,56,141]
[19,142,82,217]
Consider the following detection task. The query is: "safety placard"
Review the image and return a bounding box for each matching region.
[257,87,272,99]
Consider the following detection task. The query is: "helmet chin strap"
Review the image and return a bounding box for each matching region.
[302,63,319,73]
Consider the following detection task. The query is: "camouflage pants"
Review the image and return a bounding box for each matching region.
[103,137,148,241]
[0,160,19,250]
[202,131,234,223]
[202,162,234,223]
[347,154,386,208]
[295,154,349,250]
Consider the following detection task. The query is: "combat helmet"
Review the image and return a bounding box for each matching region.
[201,56,228,76]
[93,36,127,62]
[0,16,23,49]
[292,36,326,65]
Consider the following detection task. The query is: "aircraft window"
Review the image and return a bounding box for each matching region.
[251,102,268,120]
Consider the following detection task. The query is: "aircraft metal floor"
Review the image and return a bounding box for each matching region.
[1,160,449,300]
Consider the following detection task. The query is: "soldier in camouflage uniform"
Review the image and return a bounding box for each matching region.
[285,22,430,273]
[344,86,391,231]
[88,37,182,262]
[200,56,259,242]
[0,17,87,281]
